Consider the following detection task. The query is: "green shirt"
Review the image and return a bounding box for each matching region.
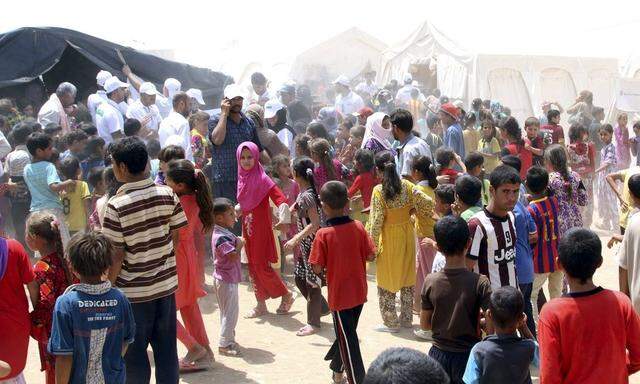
[461,206,483,222]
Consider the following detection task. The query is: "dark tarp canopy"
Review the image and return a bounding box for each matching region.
[0,27,233,109]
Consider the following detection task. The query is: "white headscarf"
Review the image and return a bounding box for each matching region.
[362,112,392,149]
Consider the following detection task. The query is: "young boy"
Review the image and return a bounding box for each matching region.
[364,348,449,384]
[59,157,91,235]
[539,228,640,383]
[464,152,490,206]
[434,184,455,217]
[310,181,375,384]
[615,173,640,314]
[463,286,539,384]
[454,174,482,221]
[420,215,492,383]
[540,109,565,145]
[81,137,106,180]
[48,232,135,384]
[212,197,243,357]
[60,130,88,161]
[526,167,562,322]
[524,117,545,166]
[6,123,33,249]
[147,139,161,180]
[124,118,142,138]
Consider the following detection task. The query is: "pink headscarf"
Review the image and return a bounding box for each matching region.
[236,141,275,211]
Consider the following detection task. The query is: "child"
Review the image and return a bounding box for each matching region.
[59,157,91,235]
[0,234,35,383]
[501,116,533,180]
[630,122,640,166]
[524,116,545,166]
[338,125,365,168]
[595,124,619,231]
[156,145,185,185]
[86,167,105,229]
[48,232,135,384]
[189,111,211,170]
[525,167,562,323]
[335,120,353,154]
[212,198,243,356]
[295,134,312,158]
[541,109,565,145]
[464,151,490,206]
[453,174,483,221]
[283,158,330,336]
[23,133,74,249]
[538,228,640,383]
[90,167,121,230]
[236,142,295,318]
[463,112,479,154]
[477,119,501,173]
[271,154,300,263]
[60,130,88,161]
[26,211,71,384]
[420,216,492,383]
[348,149,377,211]
[146,139,161,181]
[567,123,596,229]
[165,159,214,370]
[123,117,142,137]
[5,123,32,251]
[463,286,538,384]
[433,184,455,218]
[435,147,465,184]
[368,151,433,332]
[309,181,375,384]
[364,348,449,384]
[80,137,105,180]
[310,138,349,191]
[615,112,631,169]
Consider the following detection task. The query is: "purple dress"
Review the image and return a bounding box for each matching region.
[615,124,631,169]
[548,171,588,236]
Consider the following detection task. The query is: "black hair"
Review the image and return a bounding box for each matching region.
[306,122,332,142]
[629,174,640,200]
[489,286,524,329]
[558,228,601,284]
[320,180,349,210]
[86,136,105,158]
[434,184,455,205]
[501,154,522,174]
[547,109,560,123]
[295,134,312,157]
[146,139,161,159]
[351,125,366,139]
[375,151,402,200]
[124,118,142,137]
[435,147,455,170]
[599,123,614,135]
[310,138,336,181]
[251,72,267,85]
[455,175,482,207]
[59,156,80,180]
[544,144,572,199]
[102,166,121,196]
[213,197,234,215]
[64,130,88,147]
[87,167,105,189]
[489,165,521,189]
[158,145,185,162]
[464,111,476,128]
[525,167,549,194]
[363,347,449,384]
[634,122,640,132]
[109,136,148,175]
[44,123,62,135]
[11,123,33,145]
[568,123,587,143]
[389,108,413,133]
[503,116,523,145]
[411,155,438,189]
[80,123,98,136]
[67,232,113,278]
[292,157,321,207]
[434,216,470,256]
[166,160,214,232]
[26,132,52,156]
[26,211,70,284]
[354,149,374,173]
[464,151,484,171]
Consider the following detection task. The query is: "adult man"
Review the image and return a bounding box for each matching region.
[395,73,425,108]
[467,165,520,289]
[333,75,364,116]
[126,82,162,139]
[87,70,113,124]
[95,77,128,144]
[389,108,431,179]
[158,92,193,162]
[121,65,180,119]
[186,88,205,114]
[37,82,77,134]
[248,72,272,106]
[355,70,378,100]
[278,84,311,128]
[440,102,465,159]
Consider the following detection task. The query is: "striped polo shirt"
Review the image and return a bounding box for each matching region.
[102,179,187,303]
[527,196,560,274]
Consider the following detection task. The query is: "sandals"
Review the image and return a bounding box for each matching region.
[296,324,319,337]
[276,293,295,314]
[219,344,243,357]
[179,358,209,373]
[244,307,268,319]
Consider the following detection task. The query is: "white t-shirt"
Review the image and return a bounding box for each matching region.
[87,90,108,124]
[619,211,640,313]
[126,100,162,132]
[334,91,364,116]
[37,98,61,127]
[276,129,295,158]
[395,85,426,106]
[396,135,432,177]
[96,99,124,145]
[158,111,193,161]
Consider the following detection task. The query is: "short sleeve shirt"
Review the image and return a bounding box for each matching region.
[397,135,432,177]
[513,201,537,284]
[61,181,91,232]
[96,100,124,145]
[24,161,62,211]
[212,225,241,283]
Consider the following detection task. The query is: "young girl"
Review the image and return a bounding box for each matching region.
[463,112,479,153]
[545,144,588,236]
[283,158,330,336]
[165,159,214,370]
[567,123,596,229]
[310,138,350,191]
[236,142,295,318]
[26,211,71,384]
[595,124,619,231]
[348,149,377,224]
[615,113,631,170]
[294,134,312,158]
[368,151,434,331]
[155,145,185,185]
[478,119,501,173]
[435,147,465,183]
[502,116,533,180]
[189,111,211,170]
[271,155,300,265]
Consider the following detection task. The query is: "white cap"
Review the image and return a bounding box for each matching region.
[223,84,245,100]
[264,99,285,119]
[163,78,181,98]
[139,82,159,96]
[403,73,413,84]
[96,70,112,87]
[333,75,350,87]
[103,76,129,93]
[186,88,205,105]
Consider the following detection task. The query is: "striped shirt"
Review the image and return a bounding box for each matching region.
[467,209,518,289]
[102,179,187,303]
[527,196,560,273]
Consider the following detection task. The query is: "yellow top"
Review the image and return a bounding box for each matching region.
[414,182,436,239]
[61,180,91,232]
[620,167,640,228]
[478,137,501,173]
[463,129,480,153]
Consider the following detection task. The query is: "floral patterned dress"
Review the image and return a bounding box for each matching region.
[596,143,619,230]
[548,171,588,237]
[294,188,324,287]
[568,141,595,228]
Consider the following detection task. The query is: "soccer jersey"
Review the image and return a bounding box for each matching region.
[527,196,560,273]
[467,209,518,289]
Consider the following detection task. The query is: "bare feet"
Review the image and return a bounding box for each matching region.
[296,324,319,336]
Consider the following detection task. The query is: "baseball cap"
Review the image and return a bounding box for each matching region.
[96,70,112,87]
[139,82,159,96]
[264,99,285,119]
[333,75,350,87]
[163,78,181,98]
[223,84,245,99]
[103,76,129,94]
[186,88,205,105]
[439,102,460,119]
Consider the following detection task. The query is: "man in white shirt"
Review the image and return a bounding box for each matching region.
[186,88,205,114]
[126,82,162,140]
[96,76,128,145]
[333,75,364,116]
[155,78,181,119]
[37,82,77,134]
[355,70,378,100]
[247,72,272,106]
[390,109,432,178]
[87,70,112,124]
[395,73,426,107]
[158,92,193,162]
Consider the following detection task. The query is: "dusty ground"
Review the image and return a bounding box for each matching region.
[20,229,640,384]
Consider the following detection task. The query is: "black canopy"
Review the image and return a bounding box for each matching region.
[0,27,233,108]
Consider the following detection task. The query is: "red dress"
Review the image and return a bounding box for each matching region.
[242,186,289,301]
[175,194,206,309]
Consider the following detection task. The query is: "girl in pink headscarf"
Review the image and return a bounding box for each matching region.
[236,142,294,318]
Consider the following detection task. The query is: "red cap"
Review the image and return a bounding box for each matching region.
[439,102,460,119]
[357,107,374,118]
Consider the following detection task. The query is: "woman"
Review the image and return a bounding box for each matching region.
[362,112,393,155]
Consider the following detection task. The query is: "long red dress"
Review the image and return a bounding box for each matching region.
[242,186,289,301]
[175,194,206,309]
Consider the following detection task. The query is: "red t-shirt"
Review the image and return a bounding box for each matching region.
[438,168,460,184]
[505,140,533,180]
[538,288,640,384]
[0,239,35,379]
[348,171,378,208]
[309,217,374,311]
[541,124,565,144]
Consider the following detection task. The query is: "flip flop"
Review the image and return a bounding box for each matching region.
[219,345,243,357]
[276,294,295,314]
[179,358,208,373]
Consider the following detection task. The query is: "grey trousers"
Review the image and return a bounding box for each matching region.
[215,279,239,347]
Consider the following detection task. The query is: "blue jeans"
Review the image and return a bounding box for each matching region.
[519,283,536,338]
[125,294,178,384]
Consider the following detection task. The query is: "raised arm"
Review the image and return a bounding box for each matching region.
[122,65,144,92]
[210,99,231,146]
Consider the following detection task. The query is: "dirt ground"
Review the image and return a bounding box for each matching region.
[20,229,640,384]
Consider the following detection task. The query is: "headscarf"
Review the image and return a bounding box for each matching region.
[236,141,275,211]
[245,104,265,129]
[362,112,392,149]
[317,107,340,134]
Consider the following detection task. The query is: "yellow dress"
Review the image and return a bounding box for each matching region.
[368,179,434,293]
[413,182,436,239]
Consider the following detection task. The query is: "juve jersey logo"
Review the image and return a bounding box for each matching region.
[494,245,515,264]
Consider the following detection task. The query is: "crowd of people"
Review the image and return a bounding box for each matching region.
[1,66,640,384]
